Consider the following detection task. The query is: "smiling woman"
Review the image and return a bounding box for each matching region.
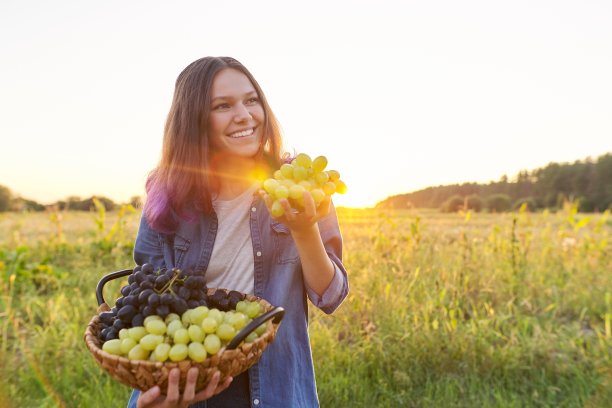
[127,57,349,408]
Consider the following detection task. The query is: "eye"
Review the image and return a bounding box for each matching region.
[212,103,230,110]
[246,97,259,105]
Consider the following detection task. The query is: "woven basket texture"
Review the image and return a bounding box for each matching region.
[84,289,280,394]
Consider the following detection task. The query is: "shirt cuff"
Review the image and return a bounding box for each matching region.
[306,264,344,311]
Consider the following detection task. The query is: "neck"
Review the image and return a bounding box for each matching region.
[209,155,258,200]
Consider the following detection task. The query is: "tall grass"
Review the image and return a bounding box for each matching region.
[0,203,610,407]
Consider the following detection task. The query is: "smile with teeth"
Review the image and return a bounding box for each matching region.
[229,128,255,138]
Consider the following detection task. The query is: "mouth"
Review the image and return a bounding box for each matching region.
[228,127,255,138]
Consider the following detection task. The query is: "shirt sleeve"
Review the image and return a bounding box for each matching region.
[133,214,166,268]
[305,203,349,314]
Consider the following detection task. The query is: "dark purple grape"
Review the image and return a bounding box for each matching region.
[115,297,125,308]
[130,282,139,291]
[112,319,125,330]
[172,298,188,315]
[133,264,142,272]
[148,293,160,307]
[124,295,138,306]
[156,305,170,318]
[187,299,200,308]
[128,274,135,284]
[110,306,118,314]
[155,275,170,287]
[184,276,196,289]
[178,286,191,300]
[105,329,119,341]
[142,306,154,317]
[142,263,154,274]
[131,287,141,297]
[99,312,115,325]
[100,327,111,338]
[117,305,136,322]
[138,289,154,304]
[131,313,144,327]
[140,281,153,290]
[161,293,174,305]
[198,299,208,307]
[121,285,131,297]
[217,298,230,311]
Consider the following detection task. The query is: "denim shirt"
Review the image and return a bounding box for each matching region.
[127,196,349,408]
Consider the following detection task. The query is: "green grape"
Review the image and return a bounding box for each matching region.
[245,332,259,343]
[201,316,219,334]
[295,153,312,168]
[204,334,222,355]
[120,338,137,355]
[144,315,162,326]
[140,334,164,351]
[149,350,158,361]
[263,178,280,194]
[235,301,248,314]
[289,184,306,200]
[173,328,190,344]
[118,328,129,341]
[167,319,184,338]
[128,344,149,361]
[245,302,262,318]
[145,319,167,335]
[254,322,267,336]
[314,171,329,185]
[274,185,289,199]
[223,311,234,323]
[273,170,284,180]
[280,179,295,188]
[217,323,237,341]
[229,312,248,330]
[280,163,294,178]
[188,325,205,342]
[327,170,340,181]
[310,189,326,205]
[102,339,122,355]
[298,180,312,190]
[169,344,189,362]
[334,179,348,194]
[181,309,193,326]
[188,342,208,362]
[322,181,336,196]
[293,166,308,181]
[164,313,180,324]
[154,343,171,362]
[190,306,209,325]
[312,155,328,172]
[208,309,223,324]
[270,200,285,217]
[128,327,147,342]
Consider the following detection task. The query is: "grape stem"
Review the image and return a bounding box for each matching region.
[155,269,181,295]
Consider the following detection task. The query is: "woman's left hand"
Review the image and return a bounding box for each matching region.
[259,190,330,235]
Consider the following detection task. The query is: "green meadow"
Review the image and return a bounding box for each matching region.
[1,203,610,407]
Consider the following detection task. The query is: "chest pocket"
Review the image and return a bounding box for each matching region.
[172,233,191,268]
[271,221,300,264]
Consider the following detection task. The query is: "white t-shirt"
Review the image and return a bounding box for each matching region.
[205,185,257,295]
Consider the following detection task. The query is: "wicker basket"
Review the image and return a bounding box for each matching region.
[84,269,284,394]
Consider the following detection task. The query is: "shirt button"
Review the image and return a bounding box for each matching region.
[253,399,260,405]
[256,251,262,257]
[251,207,257,212]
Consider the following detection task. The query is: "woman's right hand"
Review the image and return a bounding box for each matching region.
[137,368,233,408]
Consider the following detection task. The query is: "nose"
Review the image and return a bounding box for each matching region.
[234,103,252,122]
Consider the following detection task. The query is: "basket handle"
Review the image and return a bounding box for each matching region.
[96,269,134,306]
[226,306,285,350]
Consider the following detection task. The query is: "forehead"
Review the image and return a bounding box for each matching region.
[210,68,256,98]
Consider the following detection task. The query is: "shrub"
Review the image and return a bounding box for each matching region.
[441,195,465,212]
[466,194,484,212]
[486,194,511,212]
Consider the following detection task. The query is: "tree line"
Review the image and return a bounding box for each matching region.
[376,153,612,212]
[0,188,141,212]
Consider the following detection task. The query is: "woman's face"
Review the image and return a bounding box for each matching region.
[207,68,264,159]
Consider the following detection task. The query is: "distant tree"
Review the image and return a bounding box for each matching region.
[0,185,12,212]
[513,197,537,211]
[441,195,464,212]
[129,195,142,209]
[487,194,511,212]
[466,194,484,212]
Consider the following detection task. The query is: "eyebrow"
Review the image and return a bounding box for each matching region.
[211,91,257,102]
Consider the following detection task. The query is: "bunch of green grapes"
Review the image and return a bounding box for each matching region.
[262,153,347,217]
[101,301,266,363]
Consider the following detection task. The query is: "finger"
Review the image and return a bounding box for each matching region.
[136,386,160,408]
[280,199,295,221]
[165,368,181,404]
[302,192,317,218]
[181,367,199,404]
[194,371,221,400]
[318,196,331,217]
[215,375,234,394]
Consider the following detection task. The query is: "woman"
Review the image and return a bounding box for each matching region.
[128,57,349,408]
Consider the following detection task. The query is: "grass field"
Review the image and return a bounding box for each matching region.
[0,203,610,407]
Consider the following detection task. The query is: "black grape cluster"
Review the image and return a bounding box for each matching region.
[98,263,208,342]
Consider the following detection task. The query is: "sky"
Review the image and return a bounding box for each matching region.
[1,0,611,208]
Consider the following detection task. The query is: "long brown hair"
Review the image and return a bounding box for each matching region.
[144,57,284,233]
